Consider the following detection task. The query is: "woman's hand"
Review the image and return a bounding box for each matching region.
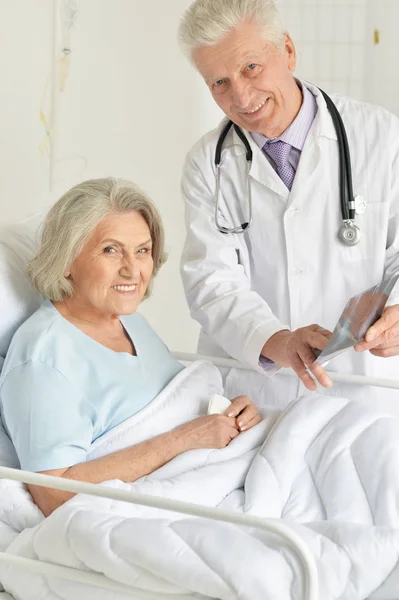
[28,398,260,517]
[226,395,262,432]
[177,414,240,451]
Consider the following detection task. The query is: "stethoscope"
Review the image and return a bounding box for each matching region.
[214,87,364,246]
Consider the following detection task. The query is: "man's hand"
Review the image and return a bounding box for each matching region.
[261,326,333,391]
[355,304,399,357]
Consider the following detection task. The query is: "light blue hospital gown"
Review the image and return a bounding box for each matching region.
[0,300,183,472]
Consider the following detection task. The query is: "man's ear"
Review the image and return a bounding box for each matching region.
[284,33,297,71]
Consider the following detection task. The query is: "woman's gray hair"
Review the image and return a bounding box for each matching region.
[28,177,167,302]
[178,0,285,59]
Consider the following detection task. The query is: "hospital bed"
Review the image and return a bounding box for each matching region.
[1,218,399,600]
[1,356,399,600]
[2,357,399,600]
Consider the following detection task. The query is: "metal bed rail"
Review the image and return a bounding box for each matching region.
[172,351,399,390]
[0,466,319,600]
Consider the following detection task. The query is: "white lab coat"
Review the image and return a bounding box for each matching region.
[181,82,399,414]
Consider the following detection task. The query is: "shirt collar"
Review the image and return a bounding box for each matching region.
[250,80,318,151]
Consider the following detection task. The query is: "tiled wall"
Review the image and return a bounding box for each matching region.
[278,0,399,117]
[279,0,368,99]
[367,0,399,115]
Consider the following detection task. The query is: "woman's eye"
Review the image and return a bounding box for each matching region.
[138,247,151,254]
[103,246,117,254]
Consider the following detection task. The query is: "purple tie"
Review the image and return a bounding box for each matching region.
[263,140,295,191]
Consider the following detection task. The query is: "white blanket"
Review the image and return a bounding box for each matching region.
[1,360,399,600]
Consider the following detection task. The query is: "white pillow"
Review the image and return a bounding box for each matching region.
[0,216,43,362]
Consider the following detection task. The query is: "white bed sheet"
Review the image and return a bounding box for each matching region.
[1,362,399,599]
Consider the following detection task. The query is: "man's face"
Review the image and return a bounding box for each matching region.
[193,21,301,138]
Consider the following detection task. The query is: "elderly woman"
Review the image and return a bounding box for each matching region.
[0,178,261,517]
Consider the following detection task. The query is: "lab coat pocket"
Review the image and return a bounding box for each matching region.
[340,202,387,263]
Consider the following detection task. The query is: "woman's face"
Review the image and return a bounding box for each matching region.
[67,211,154,318]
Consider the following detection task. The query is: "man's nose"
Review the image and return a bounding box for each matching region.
[231,80,251,109]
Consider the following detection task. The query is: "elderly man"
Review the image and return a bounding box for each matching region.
[178,0,399,410]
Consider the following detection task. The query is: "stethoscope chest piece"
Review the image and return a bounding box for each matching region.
[338,221,361,246]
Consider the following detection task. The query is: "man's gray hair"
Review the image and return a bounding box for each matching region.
[28,177,167,302]
[178,0,286,59]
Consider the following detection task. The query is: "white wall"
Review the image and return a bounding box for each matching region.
[0,0,223,353]
[365,0,399,114]
[1,1,398,355]
[279,0,399,115]
[280,0,368,100]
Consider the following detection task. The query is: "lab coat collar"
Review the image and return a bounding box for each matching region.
[228,80,337,198]
[231,124,289,198]
[304,81,338,141]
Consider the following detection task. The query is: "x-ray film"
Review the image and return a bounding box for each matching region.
[315,274,399,367]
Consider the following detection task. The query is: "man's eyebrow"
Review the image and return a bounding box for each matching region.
[206,74,224,83]
[239,54,263,67]
[205,55,262,83]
